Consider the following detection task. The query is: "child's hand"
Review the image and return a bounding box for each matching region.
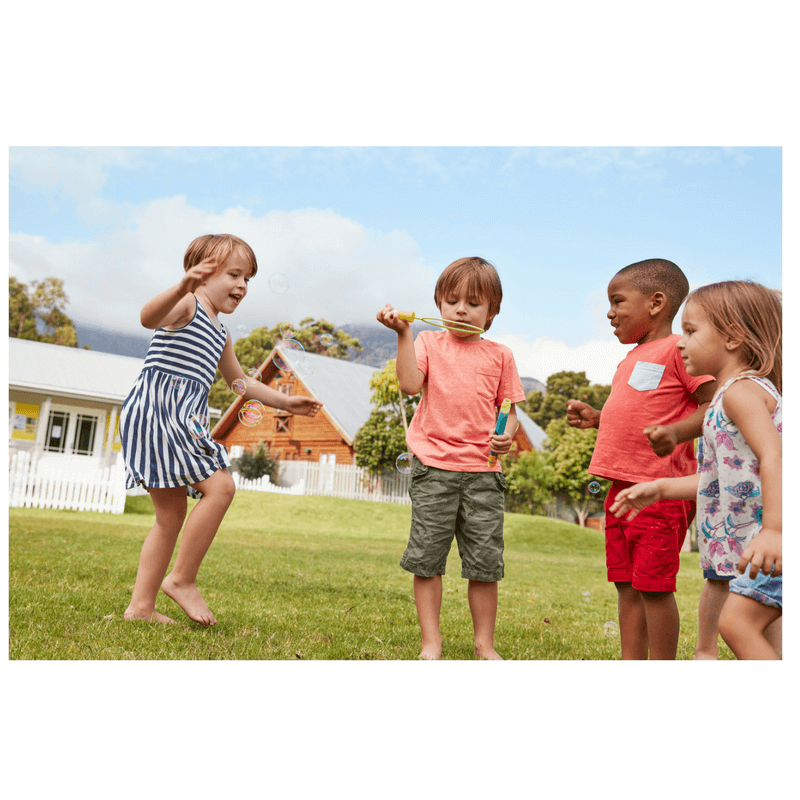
[566,399,600,429]
[285,396,323,417]
[738,528,782,579]
[180,256,221,295]
[609,481,662,521]
[644,425,678,457]
[489,429,514,456]
[376,304,410,334]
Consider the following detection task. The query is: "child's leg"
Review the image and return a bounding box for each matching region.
[765,616,782,655]
[124,486,188,623]
[694,579,730,659]
[161,469,236,625]
[640,591,680,660]
[468,579,501,660]
[718,594,782,660]
[413,574,443,660]
[615,582,649,659]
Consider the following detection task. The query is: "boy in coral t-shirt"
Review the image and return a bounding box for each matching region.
[567,259,715,660]
[377,257,525,660]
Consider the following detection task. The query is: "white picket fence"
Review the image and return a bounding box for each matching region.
[8,451,128,514]
[234,460,412,505]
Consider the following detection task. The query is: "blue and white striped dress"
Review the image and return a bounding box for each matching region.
[120,297,231,490]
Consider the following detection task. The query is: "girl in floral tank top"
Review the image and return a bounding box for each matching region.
[611,280,782,659]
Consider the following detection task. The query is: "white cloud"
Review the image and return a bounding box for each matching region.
[489,333,635,386]
[8,196,437,337]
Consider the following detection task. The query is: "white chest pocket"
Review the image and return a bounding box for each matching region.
[628,361,665,392]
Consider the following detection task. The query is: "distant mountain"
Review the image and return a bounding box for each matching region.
[72,319,547,393]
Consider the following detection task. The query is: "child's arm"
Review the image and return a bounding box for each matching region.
[566,399,601,429]
[217,333,323,417]
[609,474,700,521]
[644,379,717,456]
[140,256,221,329]
[489,405,517,456]
[376,304,424,395]
[723,380,782,578]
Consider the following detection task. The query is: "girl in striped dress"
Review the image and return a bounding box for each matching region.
[120,234,322,625]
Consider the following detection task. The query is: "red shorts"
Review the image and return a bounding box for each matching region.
[603,480,694,593]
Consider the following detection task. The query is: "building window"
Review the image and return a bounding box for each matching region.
[45,411,70,454]
[276,417,291,434]
[279,383,293,396]
[72,414,98,456]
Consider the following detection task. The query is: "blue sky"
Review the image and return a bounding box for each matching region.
[9,146,782,384]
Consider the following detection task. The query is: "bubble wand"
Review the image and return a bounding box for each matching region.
[488,398,511,467]
[397,311,484,335]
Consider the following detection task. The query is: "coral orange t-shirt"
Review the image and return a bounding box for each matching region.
[589,334,713,483]
[406,331,526,472]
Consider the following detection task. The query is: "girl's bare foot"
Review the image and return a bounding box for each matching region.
[124,606,176,624]
[161,574,216,625]
[474,645,503,660]
[419,639,442,660]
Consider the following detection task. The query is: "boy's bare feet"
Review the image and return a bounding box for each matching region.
[124,606,176,624]
[474,645,503,660]
[161,574,216,625]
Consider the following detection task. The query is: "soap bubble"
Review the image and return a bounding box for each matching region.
[319,333,334,347]
[274,339,305,371]
[238,406,262,427]
[242,399,264,414]
[230,378,247,396]
[582,591,591,602]
[171,375,187,391]
[236,324,252,340]
[603,621,619,638]
[280,322,296,339]
[396,452,413,474]
[294,362,314,379]
[588,481,601,494]
[245,367,262,383]
[187,414,208,439]
[269,273,289,294]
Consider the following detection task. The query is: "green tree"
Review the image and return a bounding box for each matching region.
[354,359,420,475]
[208,318,362,412]
[8,276,80,347]
[543,417,608,526]
[234,441,280,482]
[522,370,611,431]
[501,449,556,516]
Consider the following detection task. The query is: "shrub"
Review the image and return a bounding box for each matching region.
[235,441,280,482]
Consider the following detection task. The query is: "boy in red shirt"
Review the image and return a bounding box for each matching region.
[567,259,715,659]
[377,257,525,660]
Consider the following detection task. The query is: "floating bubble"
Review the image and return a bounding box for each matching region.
[582,591,591,602]
[588,481,601,494]
[245,367,262,383]
[187,413,208,439]
[171,375,187,391]
[280,322,296,339]
[319,333,334,347]
[396,452,413,475]
[269,273,289,294]
[236,324,252,340]
[603,621,619,638]
[274,339,305,371]
[238,407,263,427]
[242,399,264,414]
[294,362,314,379]
[231,378,247,396]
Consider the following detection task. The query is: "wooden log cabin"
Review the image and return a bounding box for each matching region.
[211,344,547,464]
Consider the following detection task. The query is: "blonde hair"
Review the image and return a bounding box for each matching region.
[434,257,502,332]
[688,280,782,394]
[183,234,258,277]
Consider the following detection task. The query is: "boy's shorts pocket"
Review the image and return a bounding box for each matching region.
[628,361,666,392]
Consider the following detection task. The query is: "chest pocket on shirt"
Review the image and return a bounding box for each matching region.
[628,361,666,392]
[476,369,501,402]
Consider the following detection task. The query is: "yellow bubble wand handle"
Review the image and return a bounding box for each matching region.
[397,311,484,334]
[488,398,511,467]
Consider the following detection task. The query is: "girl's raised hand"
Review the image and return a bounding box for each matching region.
[285,396,323,418]
[738,528,782,579]
[180,256,221,295]
[609,481,662,521]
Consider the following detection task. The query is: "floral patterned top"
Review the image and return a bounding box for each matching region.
[696,374,782,576]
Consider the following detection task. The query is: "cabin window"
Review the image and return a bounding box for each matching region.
[275,417,291,434]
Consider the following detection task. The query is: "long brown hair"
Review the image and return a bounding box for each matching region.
[688,280,782,394]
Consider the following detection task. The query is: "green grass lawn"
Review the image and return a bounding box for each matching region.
[8,491,734,660]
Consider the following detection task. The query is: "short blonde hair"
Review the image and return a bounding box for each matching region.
[688,280,782,394]
[183,234,258,277]
[434,257,502,332]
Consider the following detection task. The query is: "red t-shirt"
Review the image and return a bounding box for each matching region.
[406,331,526,472]
[589,335,713,483]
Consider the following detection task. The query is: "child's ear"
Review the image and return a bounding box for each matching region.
[649,291,667,317]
